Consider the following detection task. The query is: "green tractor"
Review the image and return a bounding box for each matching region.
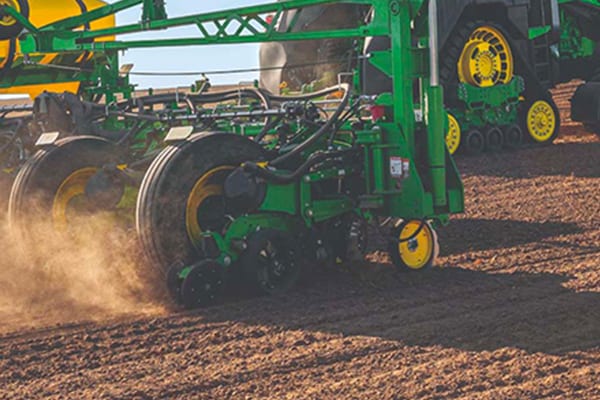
[259,0,600,154]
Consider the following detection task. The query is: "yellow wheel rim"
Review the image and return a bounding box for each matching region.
[526,100,556,143]
[446,113,461,155]
[0,0,20,27]
[397,221,434,270]
[186,166,233,249]
[52,167,98,229]
[458,26,513,88]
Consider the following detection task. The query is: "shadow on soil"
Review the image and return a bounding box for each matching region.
[457,142,600,178]
[436,218,582,256]
[200,265,600,356]
[192,218,598,356]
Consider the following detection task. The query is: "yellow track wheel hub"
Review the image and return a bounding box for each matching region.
[526,100,556,143]
[458,26,513,88]
[186,166,233,249]
[52,167,98,228]
[396,221,435,270]
[446,113,461,155]
[0,0,20,27]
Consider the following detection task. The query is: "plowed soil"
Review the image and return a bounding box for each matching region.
[0,81,598,399]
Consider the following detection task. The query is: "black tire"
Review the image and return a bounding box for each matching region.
[135,132,267,275]
[502,124,523,149]
[485,126,504,152]
[241,229,301,296]
[0,0,29,40]
[8,136,120,234]
[463,129,485,155]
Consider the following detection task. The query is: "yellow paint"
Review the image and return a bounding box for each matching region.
[526,100,556,142]
[0,0,115,99]
[52,167,98,229]
[186,166,233,249]
[458,26,513,88]
[396,221,435,270]
[446,113,461,155]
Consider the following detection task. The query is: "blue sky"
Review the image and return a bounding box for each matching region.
[112,1,266,89]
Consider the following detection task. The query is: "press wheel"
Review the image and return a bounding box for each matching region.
[389,220,439,272]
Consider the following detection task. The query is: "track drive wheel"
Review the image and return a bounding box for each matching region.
[241,229,301,295]
[389,220,439,272]
[457,25,514,88]
[136,133,266,275]
[446,113,461,155]
[8,136,123,235]
[522,97,560,144]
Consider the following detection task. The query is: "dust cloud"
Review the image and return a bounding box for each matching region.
[0,187,167,332]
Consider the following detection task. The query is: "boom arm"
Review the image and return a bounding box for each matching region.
[10,0,393,53]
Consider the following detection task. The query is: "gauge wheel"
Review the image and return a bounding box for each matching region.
[388,220,439,272]
[8,136,122,236]
[136,132,267,275]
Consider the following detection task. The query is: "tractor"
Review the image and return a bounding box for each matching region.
[259,0,600,154]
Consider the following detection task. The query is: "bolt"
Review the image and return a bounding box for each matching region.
[223,256,232,266]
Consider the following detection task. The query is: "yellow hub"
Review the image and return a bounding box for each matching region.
[396,221,435,270]
[0,0,20,27]
[526,100,556,142]
[186,166,233,249]
[458,26,513,88]
[52,167,98,229]
[446,113,461,155]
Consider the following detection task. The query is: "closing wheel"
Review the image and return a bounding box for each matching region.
[503,124,523,149]
[389,220,439,271]
[8,136,123,235]
[136,132,267,275]
[241,229,301,295]
[457,25,514,88]
[523,98,560,144]
[464,129,485,155]
[180,260,224,309]
[446,113,461,155]
[485,126,504,152]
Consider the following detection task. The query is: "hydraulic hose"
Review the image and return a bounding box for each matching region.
[243,147,356,185]
[269,83,350,167]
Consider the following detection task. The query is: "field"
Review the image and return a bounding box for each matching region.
[0,82,598,399]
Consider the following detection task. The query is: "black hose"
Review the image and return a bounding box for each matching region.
[243,148,355,185]
[269,83,350,167]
